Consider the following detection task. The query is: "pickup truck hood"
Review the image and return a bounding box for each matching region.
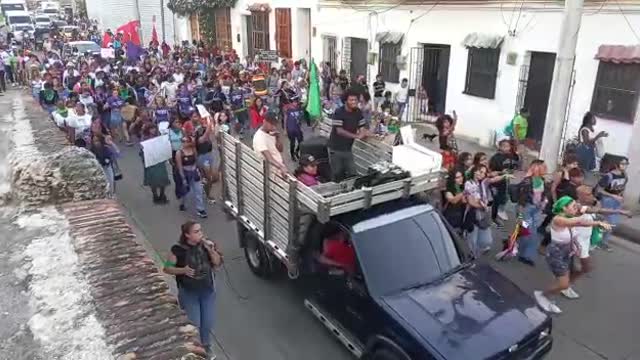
[380,263,548,360]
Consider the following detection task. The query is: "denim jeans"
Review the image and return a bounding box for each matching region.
[397,101,407,120]
[466,226,493,256]
[328,149,356,182]
[103,164,115,196]
[182,169,205,212]
[178,285,216,348]
[601,195,622,245]
[519,203,544,261]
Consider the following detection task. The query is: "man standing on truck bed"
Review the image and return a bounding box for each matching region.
[328,89,368,181]
[253,111,288,174]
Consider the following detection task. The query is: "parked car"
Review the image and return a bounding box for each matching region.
[63,40,101,57]
[34,14,52,29]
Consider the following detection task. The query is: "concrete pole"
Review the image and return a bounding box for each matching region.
[160,0,166,42]
[539,0,584,171]
[624,109,640,210]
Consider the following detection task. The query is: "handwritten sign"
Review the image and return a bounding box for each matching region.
[256,49,279,62]
[100,48,115,58]
[196,104,210,119]
[141,135,172,168]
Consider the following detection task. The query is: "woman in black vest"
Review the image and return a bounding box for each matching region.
[164,221,222,357]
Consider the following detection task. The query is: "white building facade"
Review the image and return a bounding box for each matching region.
[85,0,191,45]
[313,0,640,157]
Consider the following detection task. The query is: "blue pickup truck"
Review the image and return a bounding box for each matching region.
[221,132,552,359]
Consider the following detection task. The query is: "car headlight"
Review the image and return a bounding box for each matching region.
[538,326,551,341]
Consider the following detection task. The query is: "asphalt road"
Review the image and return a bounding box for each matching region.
[5,89,637,360]
[114,131,640,360]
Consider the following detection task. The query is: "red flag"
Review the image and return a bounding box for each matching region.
[151,17,159,46]
[102,32,113,48]
[116,20,141,46]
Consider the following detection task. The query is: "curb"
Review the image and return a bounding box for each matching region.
[614,222,640,246]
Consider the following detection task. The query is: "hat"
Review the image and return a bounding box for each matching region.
[300,154,317,167]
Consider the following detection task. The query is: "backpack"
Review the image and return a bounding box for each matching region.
[508,181,521,203]
[177,243,213,290]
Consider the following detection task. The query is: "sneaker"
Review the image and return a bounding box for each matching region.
[561,287,580,299]
[548,302,563,314]
[518,256,535,267]
[197,210,208,218]
[534,291,551,312]
[207,198,216,205]
[492,219,504,228]
[179,204,186,212]
[497,210,509,221]
[600,243,613,252]
[590,244,599,252]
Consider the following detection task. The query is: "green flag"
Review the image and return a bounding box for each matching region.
[305,59,322,123]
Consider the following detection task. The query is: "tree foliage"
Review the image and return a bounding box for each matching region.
[167,0,237,16]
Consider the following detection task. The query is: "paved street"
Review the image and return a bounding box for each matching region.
[111,119,640,359]
[1,90,639,360]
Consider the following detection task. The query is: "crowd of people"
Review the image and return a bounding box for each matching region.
[2,19,630,357]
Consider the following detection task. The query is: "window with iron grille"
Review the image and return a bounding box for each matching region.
[379,42,401,83]
[250,11,270,58]
[590,61,640,123]
[214,8,232,50]
[464,47,500,99]
[275,8,291,58]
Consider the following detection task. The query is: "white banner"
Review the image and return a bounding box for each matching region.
[100,48,115,58]
[196,104,210,119]
[141,135,172,168]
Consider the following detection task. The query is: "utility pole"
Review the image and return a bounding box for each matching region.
[539,0,584,171]
[160,0,166,42]
[624,107,640,210]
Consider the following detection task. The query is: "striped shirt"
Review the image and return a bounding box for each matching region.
[328,106,366,151]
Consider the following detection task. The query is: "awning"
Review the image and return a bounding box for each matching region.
[375,31,404,44]
[595,45,640,64]
[461,32,504,49]
[247,3,271,12]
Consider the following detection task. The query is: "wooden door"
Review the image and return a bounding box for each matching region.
[214,7,232,50]
[250,11,270,59]
[275,8,291,59]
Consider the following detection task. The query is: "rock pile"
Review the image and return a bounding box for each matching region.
[10,146,108,205]
[61,199,207,360]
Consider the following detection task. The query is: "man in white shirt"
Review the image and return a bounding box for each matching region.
[252,112,287,174]
[395,78,409,121]
[161,77,178,102]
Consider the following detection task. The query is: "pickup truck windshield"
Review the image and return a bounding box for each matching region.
[70,42,100,53]
[9,15,30,24]
[353,210,465,297]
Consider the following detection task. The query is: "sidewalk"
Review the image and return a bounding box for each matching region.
[614,216,640,245]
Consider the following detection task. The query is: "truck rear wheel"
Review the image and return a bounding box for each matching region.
[243,233,273,278]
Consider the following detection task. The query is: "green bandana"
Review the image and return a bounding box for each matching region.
[552,196,574,215]
[57,108,68,117]
[532,176,544,189]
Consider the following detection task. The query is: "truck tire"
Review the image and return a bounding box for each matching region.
[243,232,273,278]
[369,348,403,360]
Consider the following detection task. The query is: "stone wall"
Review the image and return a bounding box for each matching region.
[60,200,207,360]
[14,98,207,360]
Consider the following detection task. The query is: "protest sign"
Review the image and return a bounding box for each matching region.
[141,135,172,168]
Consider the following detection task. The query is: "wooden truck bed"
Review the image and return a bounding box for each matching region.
[219,129,443,265]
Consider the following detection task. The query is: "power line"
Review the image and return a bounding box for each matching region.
[405,1,440,35]
[511,0,527,35]
[615,0,640,42]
